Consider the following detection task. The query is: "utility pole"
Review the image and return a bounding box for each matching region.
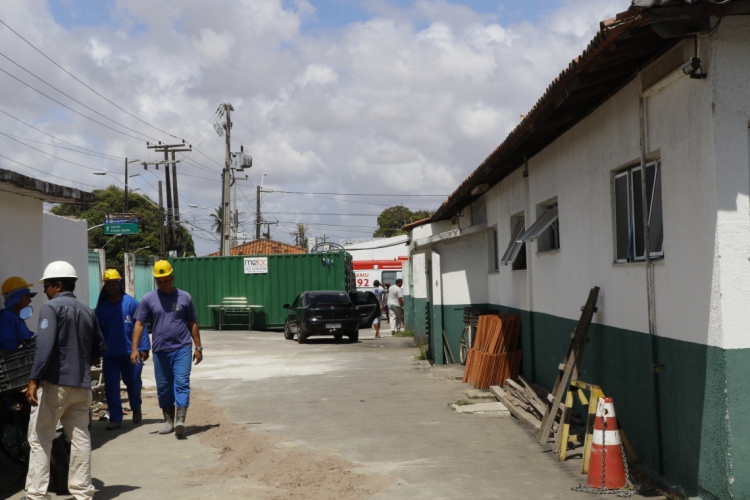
[171,151,182,254]
[145,141,192,255]
[261,221,278,239]
[158,181,166,259]
[124,157,130,253]
[256,185,261,240]
[220,103,234,256]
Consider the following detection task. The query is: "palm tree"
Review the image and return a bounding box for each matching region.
[297,223,308,248]
[209,206,223,234]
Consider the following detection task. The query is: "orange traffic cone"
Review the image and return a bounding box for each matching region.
[586,397,627,490]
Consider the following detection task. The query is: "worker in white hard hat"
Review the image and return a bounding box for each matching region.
[24,261,106,500]
[0,276,37,350]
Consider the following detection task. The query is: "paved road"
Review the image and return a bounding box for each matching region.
[190,328,590,499]
[1,328,608,499]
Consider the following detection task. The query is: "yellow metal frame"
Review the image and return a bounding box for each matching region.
[556,380,641,474]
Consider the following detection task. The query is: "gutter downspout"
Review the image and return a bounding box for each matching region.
[638,75,663,477]
[523,157,536,380]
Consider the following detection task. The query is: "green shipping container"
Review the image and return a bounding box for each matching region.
[169,251,353,330]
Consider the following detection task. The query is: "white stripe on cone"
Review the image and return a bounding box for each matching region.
[593,430,621,445]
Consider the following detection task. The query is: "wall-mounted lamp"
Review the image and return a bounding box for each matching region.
[681,57,707,79]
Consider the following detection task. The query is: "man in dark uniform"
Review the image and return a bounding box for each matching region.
[24,261,106,500]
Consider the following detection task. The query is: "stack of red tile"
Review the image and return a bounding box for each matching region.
[462,314,522,390]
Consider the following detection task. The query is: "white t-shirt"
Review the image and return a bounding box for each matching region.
[387,285,403,307]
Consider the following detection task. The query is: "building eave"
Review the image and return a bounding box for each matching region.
[0,168,94,204]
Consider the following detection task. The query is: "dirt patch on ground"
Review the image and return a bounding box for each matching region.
[143,388,391,499]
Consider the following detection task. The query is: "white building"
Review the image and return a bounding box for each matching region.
[343,235,409,261]
[405,2,750,498]
[0,168,93,313]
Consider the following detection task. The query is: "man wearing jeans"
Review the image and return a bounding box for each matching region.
[95,269,150,431]
[25,261,106,500]
[131,260,202,438]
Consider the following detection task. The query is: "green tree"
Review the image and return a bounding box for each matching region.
[374,206,433,237]
[50,185,195,274]
[296,223,308,248]
[209,205,223,234]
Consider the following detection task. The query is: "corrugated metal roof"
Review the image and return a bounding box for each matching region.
[420,1,750,226]
[206,239,307,257]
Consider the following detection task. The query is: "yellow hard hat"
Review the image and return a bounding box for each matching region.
[103,269,122,281]
[2,276,34,295]
[153,260,173,278]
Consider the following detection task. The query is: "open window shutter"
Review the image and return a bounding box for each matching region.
[519,207,558,242]
[501,218,526,265]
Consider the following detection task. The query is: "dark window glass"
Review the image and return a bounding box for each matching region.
[308,292,352,305]
[614,173,630,261]
[631,168,645,259]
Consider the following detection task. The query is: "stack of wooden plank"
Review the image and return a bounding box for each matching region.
[462,314,522,389]
[491,376,583,437]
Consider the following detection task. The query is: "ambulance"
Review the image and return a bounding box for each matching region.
[352,257,408,291]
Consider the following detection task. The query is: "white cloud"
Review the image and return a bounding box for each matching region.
[0,0,632,254]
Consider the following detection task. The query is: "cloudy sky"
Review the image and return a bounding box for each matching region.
[0,0,630,255]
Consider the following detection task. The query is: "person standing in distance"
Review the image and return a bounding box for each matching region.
[25,261,106,500]
[131,260,202,439]
[371,280,384,338]
[95,269,151,431]
[387,279,405,334]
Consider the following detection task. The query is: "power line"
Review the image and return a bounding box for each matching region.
[264,190,447,197]
[0,50,160,141]
[0,66,148,142]
[0,19,182,141]
[4,133,120,161]
[0,108,125,160]
[0,153,99,188]
[0,131,102,171]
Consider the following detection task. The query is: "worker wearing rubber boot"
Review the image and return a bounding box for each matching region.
[25,261,106,500]
[131,260,202,438]
[95,269,151,431]
[0,276,36,350]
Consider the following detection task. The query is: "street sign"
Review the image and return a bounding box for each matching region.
[104,213,140,235]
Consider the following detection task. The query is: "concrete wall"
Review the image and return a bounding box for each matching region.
[407,18,750,498]
[42,212,90,308]
[0,192,43,311]
[344,235,409,260]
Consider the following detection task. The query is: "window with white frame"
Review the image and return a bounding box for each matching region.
[500,214,527,270]
[613,160,664,262]
[519,200,559,252]
[488,227,499,272]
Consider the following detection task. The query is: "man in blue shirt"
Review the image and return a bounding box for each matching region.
[94,269,150,431]
[131,260,202,439]
[0,276,36,350]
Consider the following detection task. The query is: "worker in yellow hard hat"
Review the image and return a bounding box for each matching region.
[131,259,203,438]
[0,276,37,350]
[94,269,150,430]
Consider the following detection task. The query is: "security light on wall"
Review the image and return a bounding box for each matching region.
[680,57,706,79]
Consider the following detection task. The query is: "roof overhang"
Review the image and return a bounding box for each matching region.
[428,1,750,223]
[0,168,94,204]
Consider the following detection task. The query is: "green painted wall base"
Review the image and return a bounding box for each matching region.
[402,298,750,499]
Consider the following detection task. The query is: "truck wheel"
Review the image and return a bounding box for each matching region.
[297,333,307,344]
[349,331,359,343]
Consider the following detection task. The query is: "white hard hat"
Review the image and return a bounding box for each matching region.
[40,261,78,282]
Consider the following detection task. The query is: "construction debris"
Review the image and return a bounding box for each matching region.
[451,401,510,415]
[462,314,522,390]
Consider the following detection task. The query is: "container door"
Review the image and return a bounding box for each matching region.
[88,249,101,308]
[134,256,155,301]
